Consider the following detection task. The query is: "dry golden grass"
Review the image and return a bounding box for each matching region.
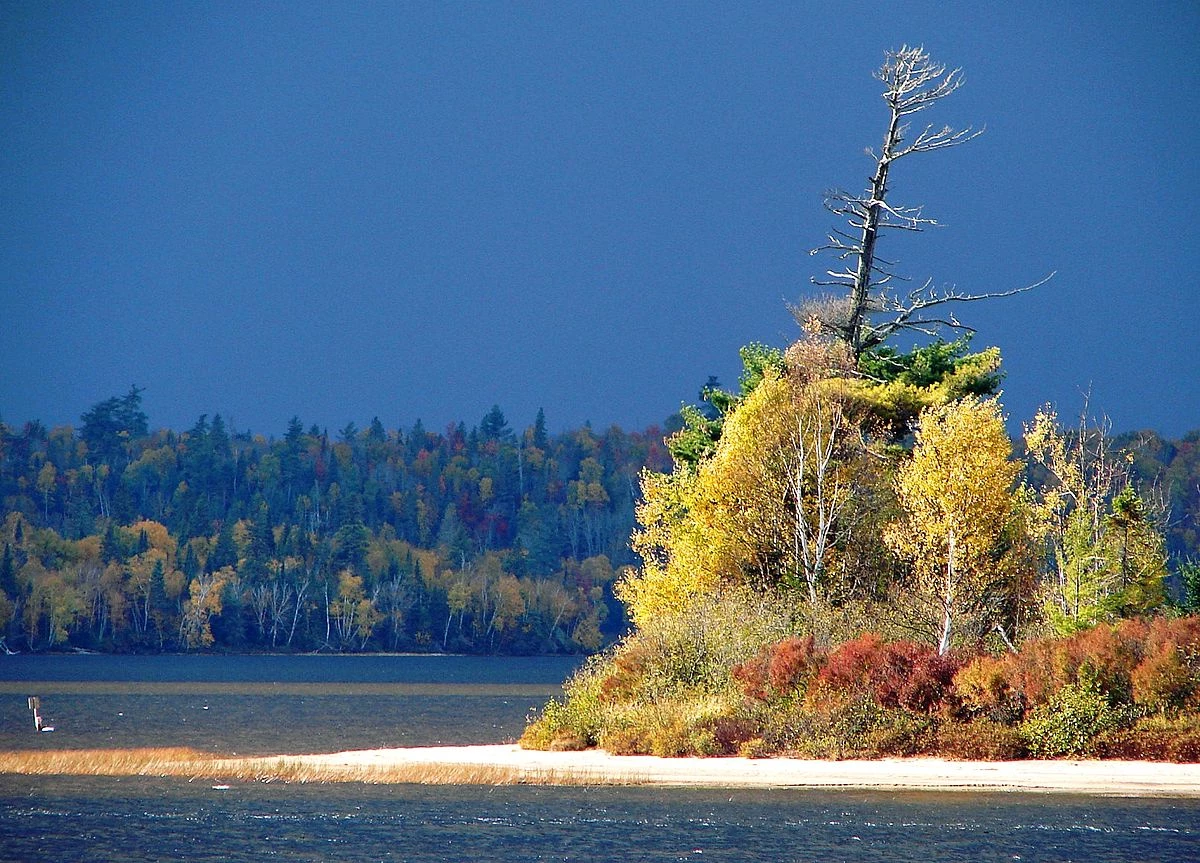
[0,748,628,786]
[0,747,210,777]
[204,756,623,785]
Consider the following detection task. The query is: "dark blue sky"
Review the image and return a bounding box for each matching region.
[3,2,1198,438]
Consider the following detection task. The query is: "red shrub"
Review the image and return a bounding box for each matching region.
[810,634,963,714]
[811,633,886,706]
[731,654,769,701]
[768,636,819,692]
[899,648,962,713]
[732,636,821,701]
[1132,642,1197,714]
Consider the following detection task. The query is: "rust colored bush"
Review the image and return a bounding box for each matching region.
[731,653,769,701]
[598,641,651,704]
[985,619,1198,714]
[706,715,761,755]
[954,654,1017,716]
[1143,616,1200,657]
[732,635,822,702]
[1132,642,1196,714]
[1068,622,1143,702]
[768,635,820,692]
[811,634,962,714]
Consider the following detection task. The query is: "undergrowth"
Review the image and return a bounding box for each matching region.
[523,615,1200,761]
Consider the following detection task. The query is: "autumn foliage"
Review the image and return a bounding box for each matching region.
[526,617,1200,760]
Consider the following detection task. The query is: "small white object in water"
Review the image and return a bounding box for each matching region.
[40,726,55,732]
[212,784,230,790]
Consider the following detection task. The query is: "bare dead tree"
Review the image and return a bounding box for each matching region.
[809,45,1053,359]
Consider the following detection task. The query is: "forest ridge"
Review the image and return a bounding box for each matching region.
[0,383,1197,657]
[0,389,673,654]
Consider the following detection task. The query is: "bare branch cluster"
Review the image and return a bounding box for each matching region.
[808,45,1048,358]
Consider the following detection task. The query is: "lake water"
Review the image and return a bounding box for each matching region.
[0,653,580,754]
[2,654,1198,862]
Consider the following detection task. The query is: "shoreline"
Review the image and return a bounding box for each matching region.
[239,745,1200,796]
[4,744,1200,795]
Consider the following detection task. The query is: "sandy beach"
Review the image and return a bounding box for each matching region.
[236,745,1200,796]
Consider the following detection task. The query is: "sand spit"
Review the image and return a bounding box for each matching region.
[4,745,1200,795]
[271,745,1200,795]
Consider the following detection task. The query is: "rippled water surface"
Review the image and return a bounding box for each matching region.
[2,654,1198,862]
[0,653,580,753]
[2,777,1197,863]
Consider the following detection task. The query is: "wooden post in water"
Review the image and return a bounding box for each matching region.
[28,696,43,731]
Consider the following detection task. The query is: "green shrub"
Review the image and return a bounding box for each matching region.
[520,655,609,750]
[859,710,936,757]
[603,587,801,705]
[935,720,1028,760]
[1021,673,1129,758]
[764,697,889,759]
[593,695,742,757]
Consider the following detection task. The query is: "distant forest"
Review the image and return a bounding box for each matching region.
[0,387,672,654]
[0,384,1197,655]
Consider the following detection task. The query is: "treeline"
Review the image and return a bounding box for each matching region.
[1,384,1198,657]
[0,389,673,654]
[1117,428,1200,567]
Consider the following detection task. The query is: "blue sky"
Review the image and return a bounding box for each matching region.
[2,2,1198,438]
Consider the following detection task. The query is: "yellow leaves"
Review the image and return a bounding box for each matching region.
[898,396,1017,538]
[885,396,1030,651]
[36,461,56,496]
[579,555,617,586]
[615,562,719,629]
[625,367,854,623]
[129,520,176,558]
[568,458,610,509]
[23,562,83,646]
[447,580,472,614]
[180,568,228,649]
[490,574,525,633]
[827,346,1004,437]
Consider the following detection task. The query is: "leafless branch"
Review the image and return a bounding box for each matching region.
[807,45,1051,357]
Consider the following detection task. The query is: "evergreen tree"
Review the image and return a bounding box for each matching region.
[0,543,16,598]
[208,522,238,572]
[480,405,513,442]
[533,408,549,450]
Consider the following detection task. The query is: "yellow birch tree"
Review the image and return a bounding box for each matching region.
[884,396,1031,653]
